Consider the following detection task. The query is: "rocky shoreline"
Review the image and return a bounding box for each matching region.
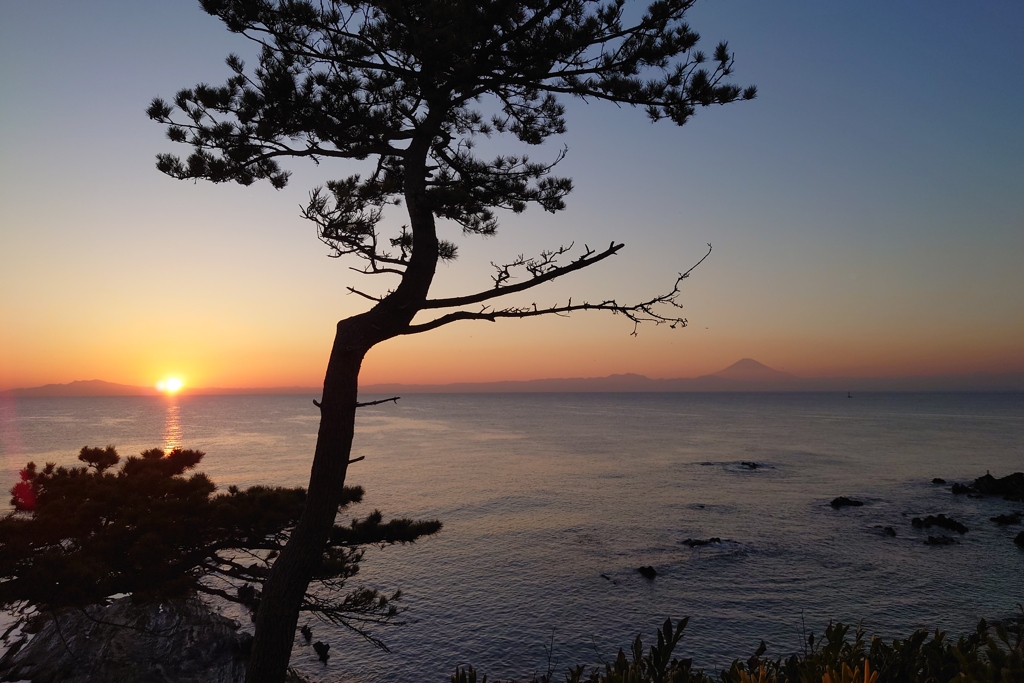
[0,598,248,683]
[2,469,1020,681]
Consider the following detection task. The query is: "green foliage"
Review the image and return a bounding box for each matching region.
[150,0,755,263]
[454,614,1024,683]
[719,617,1024,683]
[0,446,440,644]
[452,619,706,683]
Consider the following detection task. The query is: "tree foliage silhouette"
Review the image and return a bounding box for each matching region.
[0,446,439,649]
[149,1,754,679]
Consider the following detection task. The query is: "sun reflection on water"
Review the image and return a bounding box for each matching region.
[163,397,182,452]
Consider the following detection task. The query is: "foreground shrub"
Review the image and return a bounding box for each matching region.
[454,613,1024,683]
[0,446,440,646]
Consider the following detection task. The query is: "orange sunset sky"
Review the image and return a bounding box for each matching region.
[1,2,1022,392]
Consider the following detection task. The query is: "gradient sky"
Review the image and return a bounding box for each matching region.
[1,1,1022,391]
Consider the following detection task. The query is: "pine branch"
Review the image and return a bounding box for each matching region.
[406,244,712,336]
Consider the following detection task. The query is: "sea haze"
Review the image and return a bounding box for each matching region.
[1,392,1022,681]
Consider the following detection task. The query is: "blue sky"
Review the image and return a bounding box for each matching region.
[1,1,1022,389]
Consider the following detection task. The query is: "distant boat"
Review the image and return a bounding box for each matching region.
[847,391,852,399]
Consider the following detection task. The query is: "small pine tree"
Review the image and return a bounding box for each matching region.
[0,446,439,647]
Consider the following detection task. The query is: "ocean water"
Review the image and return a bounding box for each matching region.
[1,392,1022,681]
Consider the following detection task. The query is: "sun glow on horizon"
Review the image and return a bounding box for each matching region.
[156,377,184,394]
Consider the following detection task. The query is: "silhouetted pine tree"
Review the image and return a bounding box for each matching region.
[148,1,755,679]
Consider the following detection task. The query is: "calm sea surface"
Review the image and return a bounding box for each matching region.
[1,392,1022,681]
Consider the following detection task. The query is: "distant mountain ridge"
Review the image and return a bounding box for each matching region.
[360,366,1024,394]
[361,357,1023,393]
[711,358,796,381]
[1,380,160,397]
[3,360,1022,396]
[0,381,317,398]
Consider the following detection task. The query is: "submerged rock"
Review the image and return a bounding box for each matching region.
[951,482,974,495]
[740,461,760,470]
[0,597,248,683]
[873,525,897,537]
[1015,531,1024,548]
[912,514,968,534]
[682,537,722,547]
[636,566,657,579]
[990,511,1024,526]
[931,478,946,485]
[925,535,958,546]
[830,496,864,509]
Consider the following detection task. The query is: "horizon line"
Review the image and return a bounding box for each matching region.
[4,365,1024,396]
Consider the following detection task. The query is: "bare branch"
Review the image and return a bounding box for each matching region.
[347,287,384,303]
[423,242,622,309]
[355,396,400,408]
[348,264,406,276]
[405,244,712,336]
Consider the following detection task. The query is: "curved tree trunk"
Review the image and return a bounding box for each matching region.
[246,127,440,683]
[245,333,366,683]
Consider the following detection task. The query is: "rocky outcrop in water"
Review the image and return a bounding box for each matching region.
[991,511,1023,526]
[682,537,722,547]
[972,472,1024,501]
[0,597,248,683]
[830,497,863,509]
[636,566,657,579]
[912,514,968,534]
[1015,531,1024,548]
[949,472,1024,500]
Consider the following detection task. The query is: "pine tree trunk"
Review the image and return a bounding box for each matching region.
[245,333,366,683]
[245,122,438,683]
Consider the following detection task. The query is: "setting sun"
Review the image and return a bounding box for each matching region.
[156,377,183,394]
